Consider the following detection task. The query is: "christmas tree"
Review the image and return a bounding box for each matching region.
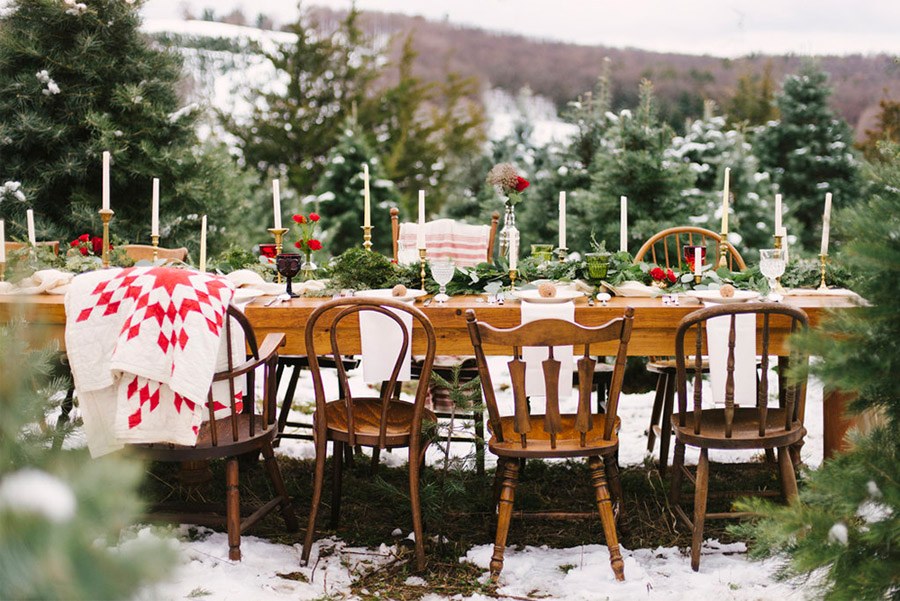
[0,0,250,254]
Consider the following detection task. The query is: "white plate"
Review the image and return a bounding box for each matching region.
[512,289,583,304]
[684,289,760,304]
[355,288,428,302]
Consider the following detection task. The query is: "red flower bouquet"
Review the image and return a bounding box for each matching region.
[291,212,322,276]
[487,163,530,206]
[69,233,109,257]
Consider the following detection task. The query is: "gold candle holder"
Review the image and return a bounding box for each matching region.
[0,261,6,283]
[693,273,702,285]
[419,248,427,291]
[818,254,828,290]
[268,227,289,284]
[557,247,568,263]
[151,234,159,262]
[717,232,729,269]
[509,269,518,290]
[362,225,373,251]
[99,208,114,268]
[773,235,785,293]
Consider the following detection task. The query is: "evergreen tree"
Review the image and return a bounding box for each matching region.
[754,64,862,252]
[859,97,900,162]
[727,63,778,127]
[0,0,250,254]
[313,120,400,256]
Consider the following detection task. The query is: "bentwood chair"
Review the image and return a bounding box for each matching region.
[634,226,748,473]
[133,306,298,561]
[301,297,437,572]
[4,240,60,255]
[668,303,809,571]
[466,307,635,581]
[122,244,189,262]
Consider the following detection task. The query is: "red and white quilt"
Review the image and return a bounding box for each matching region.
[65,267,242,457]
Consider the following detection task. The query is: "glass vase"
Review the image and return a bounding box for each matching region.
[498,202,518,261]
[301,250,317,281]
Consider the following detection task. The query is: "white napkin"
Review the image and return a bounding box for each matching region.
[398,219,491,267]
[705,309,757,407]
[0,269,74,295]
[521,301,575,399]
[601,280,661,297]
[359,303,413,384]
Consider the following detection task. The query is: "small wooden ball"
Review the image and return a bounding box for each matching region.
[537,282,557,298]
[719,284,735,298]
[392,284,408,297]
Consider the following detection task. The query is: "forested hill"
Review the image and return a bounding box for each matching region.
[306,7,898,136]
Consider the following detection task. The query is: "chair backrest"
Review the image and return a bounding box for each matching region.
[466,308,635,450]
[633,226,746,271]
[5,241,60,256]
[122,244,189,262]
[304,297,437,449]
[674,303,809,439]
[390,207,500,267]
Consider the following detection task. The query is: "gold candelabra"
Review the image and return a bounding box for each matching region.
[818,254,828,290]
[268,227,289,284]
[99,208,114,268]
[557,247,567,263]
[419,248,427,291]
[509,269,518,290]
[362,225,373,251]
[151,234,159,262]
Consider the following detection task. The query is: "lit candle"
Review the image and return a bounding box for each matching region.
[199,215,207,272]
[820,193,832,256]
[558,191,566,249]
[102,151,110,211]
[26,209,36,246]
[774,194,782,234]
[620,196,628,253]
[509,229,518,271]
[151,178,160,237]
[0,220,5,263]
[272,180,282,230]
[362,163,371,228]
[417,190,425,250]
[694,247,701,276]
[720,167,730,234]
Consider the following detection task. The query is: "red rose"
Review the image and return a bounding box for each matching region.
[91,236,103,255]
[70,239,78,247]
[309,213,320,222]
[79,246,88,256]
[292,214,305,224]
[259,244,277,258]
[514,177,530,192]
[79,234,90,242]
[307,239,322,251]
[650,267,665,281]
[666,269,677,283]
[294,240,304,249]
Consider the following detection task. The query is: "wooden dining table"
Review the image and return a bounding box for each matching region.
[0,292,859,458]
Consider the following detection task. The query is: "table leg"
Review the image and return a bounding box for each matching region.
[823,388,858,460]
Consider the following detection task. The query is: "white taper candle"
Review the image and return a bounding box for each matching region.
[151,178,160,237]
[720,167,730,234]
[779,227,789,263]
[417,190,425,250]
[694,247,701,276]
[620,196,628,253]
[774,194,782,233]
[199,215,207,272]
[102,151,110,211]
[821,193,832,256]
[0,220,5,263]
[363,163,371,228]
[558,191,566,249]
[26,209,36,247]
[272,180,282,230]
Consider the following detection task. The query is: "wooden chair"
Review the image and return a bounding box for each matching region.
[5,240,60,255]
[466,307,635,581]
[122,244,188,262]
[390,207,500,265]
[635,226,748,474]
[668,303,808,571]
[133,306,298,561]
[301,297,437,572]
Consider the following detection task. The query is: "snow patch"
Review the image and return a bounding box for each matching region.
[0,468,76,523]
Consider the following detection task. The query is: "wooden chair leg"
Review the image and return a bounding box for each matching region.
[603,453,625,522]
[474,409,485,477]
[691,448,710,572]
[226,457,241,561]
[589,455,625,581]
[777,446,799,503]
[275,362,303,446]
[490,457,519,581]
[301,435,328,565]
[371,447,381,473]
[647,373,666,451]
[408,445,427,572]
[261,441,298,532]
[330,441,344,528]
[658,373,676,476]
[669,440,686,507]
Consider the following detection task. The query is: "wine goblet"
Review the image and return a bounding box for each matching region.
[430,258,455,303]
[759,248,786,301]
[275,253,302,297]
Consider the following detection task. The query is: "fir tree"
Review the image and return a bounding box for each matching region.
[727,63,778,127]
[859,97,900,162]
[754,64,862,252]
[0,0,250,254]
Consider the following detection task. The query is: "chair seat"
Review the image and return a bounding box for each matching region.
[135,414,278,461]
[322,397,437,447]
[672,407,806,450]
[489,413,620,458]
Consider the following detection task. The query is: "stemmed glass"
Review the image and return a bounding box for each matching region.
[430,258,455,303]
[275,253,302,297]
[759,248,786,301]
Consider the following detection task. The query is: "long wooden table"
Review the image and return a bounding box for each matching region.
[0,293,858,458]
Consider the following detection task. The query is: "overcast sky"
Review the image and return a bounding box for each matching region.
[141,0,900,57]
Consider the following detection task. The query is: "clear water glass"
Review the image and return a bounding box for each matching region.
[759,248,786,301]
[430,258,455,303]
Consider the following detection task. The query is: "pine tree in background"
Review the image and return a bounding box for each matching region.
[313,120,400,256]
[727,62,778,127]
[859,97,900,162]
[0,0,250,254]
[0,323,174,600]
[754,64,862,252]
[734,144,900,600]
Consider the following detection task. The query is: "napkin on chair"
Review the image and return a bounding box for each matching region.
[398,219,491,267]
[520,301,575,399]
[705,309,757,407]
[359,302,413,384]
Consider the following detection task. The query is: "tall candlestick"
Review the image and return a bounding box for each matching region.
[151,178,160,237]
[362,163,371,228]
[720,167,730,234]
[417,190,425,250]
[26,209,36,246]
[199,215,207,272]
[558,191,566,250]
[99,208,113,268]
[620,196,628,253]
[272,180,282,230]
[694,247,701,276]
[820,192,832,256]
[0,219,5,263]
[774,193,782,233]
[102,151,110,211]
[509,228,519,271]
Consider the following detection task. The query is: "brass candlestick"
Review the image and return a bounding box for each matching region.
[268,227,289,284]
[99,208,114,268]
[362,225,373,251]
[0,261,5,282]
[151,234,159,262]
[717,232,729,269]
[773,234,785,293]
[509,269,518,290]
[693,273,702,285]
[419,248,427,291]
[557,247,568,263]
[818,254,828,290]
